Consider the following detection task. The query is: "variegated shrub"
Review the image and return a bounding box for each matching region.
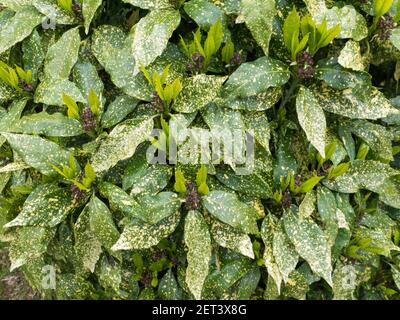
[0,0,399,300]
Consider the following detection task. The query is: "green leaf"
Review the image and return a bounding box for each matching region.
[35,78,85,107]
[174,170,187,193]
[101,95,139,129]
[184,210,211,300]
[184,0,230,40]
[324,160,398,194]
[158,269,181,300]
[88,196,120,251]
[123,145,173,196]
[173,74,227,113]
[91,116,154,174]
[9,226,55,271]
[273,220,299,283]
[9,112,84,137]
[222,56,290,98]
[210,219,254,259]
[43,27,81,80]
[283,207,333,286]
[0,6,43,54]
[5,183,72,228]
[338,40,365,72]
[315,58,371,90]
[73,62,104,101]
[203,191,259,234]
[296,87,327,157]
[75,205,102,273]
[111,212,180,250]
[137,192,181,224]
[311,85,399,120]
[240,0,276,55]
[131,9,181,73]
[82,0,103,34]
[1,133,72,176]
[98,182,140,217]
[122,0,173,10]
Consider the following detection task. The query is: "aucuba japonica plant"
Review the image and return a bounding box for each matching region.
[0,0,399,301]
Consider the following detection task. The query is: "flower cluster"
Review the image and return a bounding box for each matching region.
[80,107,97,131]
[378,15,395,41]
[185,181,201,210]
[186,52,205,75]
[297,51,315,80]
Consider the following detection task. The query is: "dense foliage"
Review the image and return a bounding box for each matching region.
[0,0,400,300]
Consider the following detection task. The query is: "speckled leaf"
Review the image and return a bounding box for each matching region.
[240,0,275,55]
[299,191,316,219]
[296,87,327,157]
[273,220,299,283]
[392,265,400,291]
[0,1,32,10]
[99,182,140,217]
[111,211,180,250]
[122,0,172,9]
[43,27,80,80]
[0,99,28,132]
[35,78,85,106]
[316,58,371,90]
[203,191,259,234]
[91,116,154,174]
[312,85,399,120]
[88,196,120,251]
[173,75,227,113]
[83,0,102,34]
[338,40,365,71]
[261,215,283,293]
[305,2,368,41]
[184,210,211,300]
[332,261,356,300]
[92,26,138,94]
[216,87,282,111]
[281,270,309,300]
[0,6,43,54]
[75,206,102,273]
[9,226,55,271]
[324,160,399,194]
[211,219,254,258]
[5,183,72,228]
[376,175,400,209]
[22,30,45,83]
[73,62,104,99]
[1,133,72,176]
[283,207,333,286]
[33,0,77,25]
[97,256,122,293]
[10,112,84,137]
[222,56,290,98]
[317,186,339,247]
[215,155,274,199]
[158,269,181,300]
[131,9,181,72]
[137,192,181,224]
[184,0,230,39]
[390,27,400,50]
[101,95,139,128]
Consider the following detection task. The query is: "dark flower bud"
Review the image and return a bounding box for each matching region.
[140,273,152,288]
[295,175,302,187]
[378,15,395,40]
[72,2,82,15]
[297,51,315,80]
[71,184,87,203]
[150,92,164,113]
[80,107,97,131]
[230,53,244,66]
[282,190,292,209]
[185,181,201,210]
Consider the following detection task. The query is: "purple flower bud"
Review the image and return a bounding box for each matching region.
[80,107,97,131]
[150,92,164,113]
